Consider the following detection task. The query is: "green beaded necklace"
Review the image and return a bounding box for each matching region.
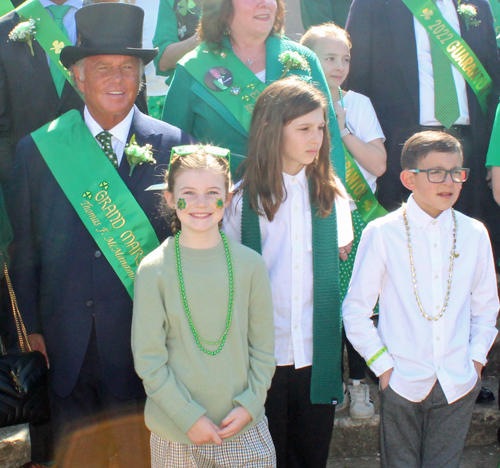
[174,230,235,355]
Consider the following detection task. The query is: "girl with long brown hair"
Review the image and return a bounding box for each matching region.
[224,77,353,468]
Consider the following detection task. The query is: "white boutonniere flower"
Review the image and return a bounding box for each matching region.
[9,18,37,56]
[457,0,481,30]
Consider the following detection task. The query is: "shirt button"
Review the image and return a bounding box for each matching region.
[291,177,296,182]
[436,336,440,341]
[95,250,102,258]
[295,265,299,269]
[434,243,437,248]
[437,366,441,370]
[436,305,439,310]
[432,221,437,225]
[87,300,94,307]
[295,236,299,240]
[294,206,298,210]
[434,275,439,279]
[294,325,298,330]
[295,296,299,300]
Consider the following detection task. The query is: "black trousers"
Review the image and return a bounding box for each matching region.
[49,323,149,468]
[265,365,336,468]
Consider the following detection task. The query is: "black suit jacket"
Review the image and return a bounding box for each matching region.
[0,10,84,180]
[5,108,192,399]
[346,0,500,206]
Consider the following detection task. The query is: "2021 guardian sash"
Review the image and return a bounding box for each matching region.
[403,0,492,113]
[31,110,160,298]
[0,0,82,97]
[181,42,267,133]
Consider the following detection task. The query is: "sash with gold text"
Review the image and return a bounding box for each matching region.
[403,0,492,113]
[31,110,160,298]
[0,0,82,98]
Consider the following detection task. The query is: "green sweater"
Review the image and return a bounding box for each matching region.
[132,236,276,444]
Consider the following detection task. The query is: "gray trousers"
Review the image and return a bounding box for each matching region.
[380,378,481,468]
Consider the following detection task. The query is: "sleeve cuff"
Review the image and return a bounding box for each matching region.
[470,345,489,366]
[171,400,207,434]
[233,389,260,421]
[367,348,395,377]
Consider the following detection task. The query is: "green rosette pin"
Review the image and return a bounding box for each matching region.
[278,51,310,79]
[124,134,156,177]
[9,18,37,56]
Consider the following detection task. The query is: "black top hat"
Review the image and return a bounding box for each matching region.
[60,3,158,68]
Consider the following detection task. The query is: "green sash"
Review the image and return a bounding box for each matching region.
[31,110,160,298]
[403,0,492,113]
[488,0,500,48]
[339,89,387,223]
[181,42,267,133]
[0,0,82,97]
[343,151,387,223]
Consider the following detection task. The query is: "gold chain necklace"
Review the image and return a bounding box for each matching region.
[402,203,458,321]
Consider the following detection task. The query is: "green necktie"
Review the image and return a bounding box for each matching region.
[46,4,72,98]
[96,131,119,169]
[429,1,460,128]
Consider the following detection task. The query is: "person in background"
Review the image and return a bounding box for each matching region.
[153,0,201,86]
[162,0,346,182]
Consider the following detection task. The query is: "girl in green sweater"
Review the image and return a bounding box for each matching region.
[131,146,277,467]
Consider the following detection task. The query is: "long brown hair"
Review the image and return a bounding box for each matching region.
[239,77,340,221]
[165,148,233,234]
[199,0,285,47]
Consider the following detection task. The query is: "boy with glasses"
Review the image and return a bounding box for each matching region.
[342,131,499,467]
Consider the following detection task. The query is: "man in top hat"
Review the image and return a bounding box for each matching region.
[5,3,192,467]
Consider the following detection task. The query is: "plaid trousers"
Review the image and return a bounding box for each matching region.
[151,417,276,468]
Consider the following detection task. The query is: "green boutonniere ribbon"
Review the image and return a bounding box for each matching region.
[457,0,481,30]
[278,51,311,79]
[125,134,156,177]
[9,18,37,56]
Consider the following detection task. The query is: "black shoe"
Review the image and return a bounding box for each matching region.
[476,386,495,404]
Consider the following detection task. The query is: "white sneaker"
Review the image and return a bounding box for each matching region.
[336,382,349,412]
[348,380,375,419]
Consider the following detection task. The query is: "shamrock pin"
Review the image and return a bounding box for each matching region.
[82,191,92,200]
[50,40,64,55]
[99,181,109,190]
[363,200,374,211]
[422,8,434,20]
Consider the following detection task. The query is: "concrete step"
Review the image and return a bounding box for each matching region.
[328,376,500,459]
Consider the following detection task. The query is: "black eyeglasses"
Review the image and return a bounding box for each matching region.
[408,168,470,183]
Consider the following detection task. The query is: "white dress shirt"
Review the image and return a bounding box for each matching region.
[84,106,135,165]
[40,0,82,46]
[343,195,499,403]
[414,0,470,125]
[224,167,353,368]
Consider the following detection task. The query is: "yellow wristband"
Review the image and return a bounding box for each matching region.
[366,347,388,367]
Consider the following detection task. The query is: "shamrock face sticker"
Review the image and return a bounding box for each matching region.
[216,198,224,210]
[177,198,187,210]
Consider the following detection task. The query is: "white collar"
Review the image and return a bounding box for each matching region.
[405,194,454,233]
[39,0,82,9]
[84,106,135,145]
[283,166,308,188]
